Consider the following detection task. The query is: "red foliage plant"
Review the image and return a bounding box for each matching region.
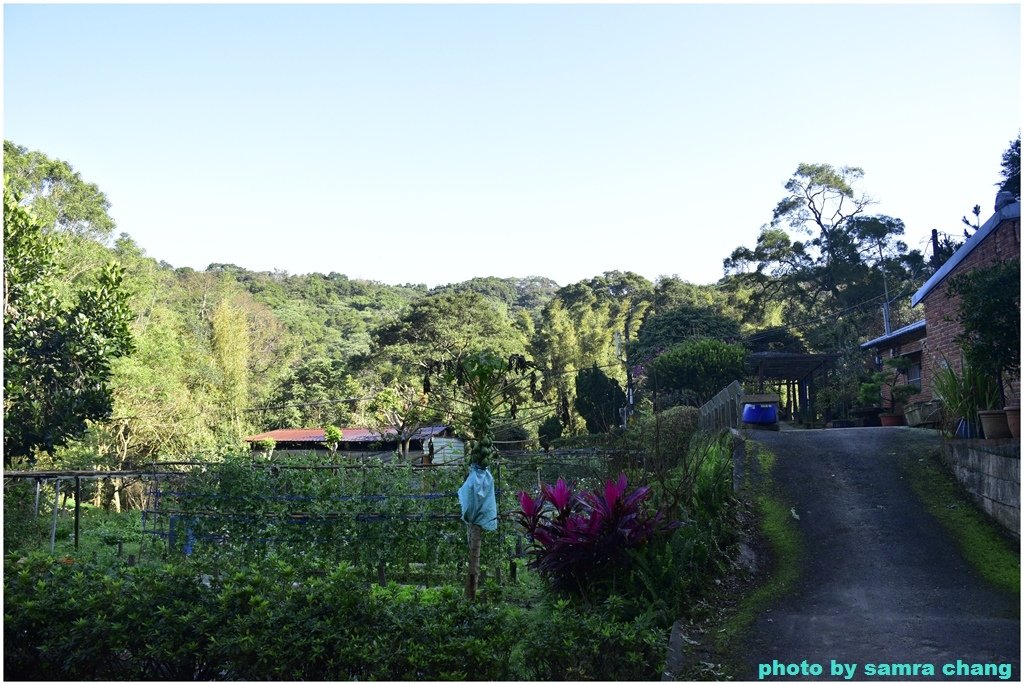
[515,474,679,599]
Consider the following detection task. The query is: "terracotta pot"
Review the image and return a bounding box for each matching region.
[879,413,905,427]
[978,410,1011,440]
[1004,406,1020,439]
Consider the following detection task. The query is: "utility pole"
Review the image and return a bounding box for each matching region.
[877,241,892,335]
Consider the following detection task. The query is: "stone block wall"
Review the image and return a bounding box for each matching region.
[941,440,1020,537]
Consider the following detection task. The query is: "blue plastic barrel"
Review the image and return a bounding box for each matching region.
[742,403,778,425]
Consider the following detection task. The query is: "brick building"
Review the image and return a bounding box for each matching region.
[861,319,929,403]
[909,193,1020,407]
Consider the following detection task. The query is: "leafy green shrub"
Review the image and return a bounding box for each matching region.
[537,414,563,450]
[649,338,747,405]
[514,598,668,680]
[628,405,700,465]
[4,553,667,680]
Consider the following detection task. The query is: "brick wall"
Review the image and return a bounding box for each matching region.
[920,217,1021,407]
[876,333,929,406]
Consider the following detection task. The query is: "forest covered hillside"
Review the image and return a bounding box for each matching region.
[7,136,1017,473]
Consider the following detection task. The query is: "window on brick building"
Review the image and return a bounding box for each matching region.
[907,358,922,390]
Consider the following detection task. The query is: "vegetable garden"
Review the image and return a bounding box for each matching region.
[5,426,741,680]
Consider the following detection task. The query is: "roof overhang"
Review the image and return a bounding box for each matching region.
[746,352,838,382]
[860,319,927,350]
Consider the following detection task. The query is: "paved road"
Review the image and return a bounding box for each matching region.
[740,427,1019,681]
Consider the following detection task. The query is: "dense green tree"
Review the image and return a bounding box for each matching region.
[574,367,626,434]
[4,141,115,242]
[650,276,718,312]
[4,181,134,463]
[531,299,584,433]
[649,339,747,406]
[631,303,741,364]
[367,384,438,457]
[537,414,563,450]
[724,164,925,352]
[371,290,527,374]
[262,357,361,429]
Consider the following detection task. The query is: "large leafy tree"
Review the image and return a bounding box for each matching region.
[4,141,115,242]
[4,180,134,463]
[630,303,741,365]
[262,357,361,429]
[648,338,747,406]
[371,290,526,370]
[724,163,925,352]
[574,367,626,434]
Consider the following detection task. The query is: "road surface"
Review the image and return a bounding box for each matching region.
[740,427,1019,681]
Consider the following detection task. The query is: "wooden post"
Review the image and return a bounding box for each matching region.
[74,477,81,550]
[33,478,41,517]
[465,523,482,600]
[50,479,61,553]
[510,558,517,584]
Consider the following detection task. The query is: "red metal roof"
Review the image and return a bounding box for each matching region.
[244,426,449,443]
[245,428,325,443]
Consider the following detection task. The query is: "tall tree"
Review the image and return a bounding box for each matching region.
[649,338,747,407]
[210,297,252,445]
[574,367,626,434]
[998,134,1020,201]
[3,181,134,463]
[262,357,361,429]
[724,164,925,352]
[3,141,116,242]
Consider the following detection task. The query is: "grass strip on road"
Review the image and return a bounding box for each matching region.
[901,448,1020,597]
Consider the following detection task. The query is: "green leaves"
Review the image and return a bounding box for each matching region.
[649,338,747,406]
[947,258,1021,406]
[4,551,667,680]
[4,179,135,462]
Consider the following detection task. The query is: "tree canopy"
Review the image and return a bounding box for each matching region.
[724,163,926,353]
[4,141,116,242]
[3,179,134,463]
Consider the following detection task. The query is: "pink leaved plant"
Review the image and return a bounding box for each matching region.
[514,473,679,599]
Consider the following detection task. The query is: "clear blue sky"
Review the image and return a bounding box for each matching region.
[4,3,1020,288]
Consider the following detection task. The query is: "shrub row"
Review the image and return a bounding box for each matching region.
[4,553,667,680]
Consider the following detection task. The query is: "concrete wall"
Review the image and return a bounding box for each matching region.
[941,440,1020,537]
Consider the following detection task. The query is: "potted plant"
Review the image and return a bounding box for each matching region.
[860,357,916,426]
[930,358,1000,438]
[856,374,885,426]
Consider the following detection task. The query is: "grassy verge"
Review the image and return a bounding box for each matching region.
[900,449,1020,597]
[685,441,802,678]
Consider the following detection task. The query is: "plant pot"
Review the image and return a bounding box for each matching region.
[955,417,982,439]
[978,410,1011,440]
[1004,406,1020,439]
[879,413,905,427]
[905,400,943,427]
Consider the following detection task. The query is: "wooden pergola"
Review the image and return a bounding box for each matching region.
[746,352,838,424]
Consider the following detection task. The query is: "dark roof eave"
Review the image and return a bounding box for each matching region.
[860,319,927,350]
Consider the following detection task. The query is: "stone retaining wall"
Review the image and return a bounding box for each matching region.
[940,439,1020,537]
